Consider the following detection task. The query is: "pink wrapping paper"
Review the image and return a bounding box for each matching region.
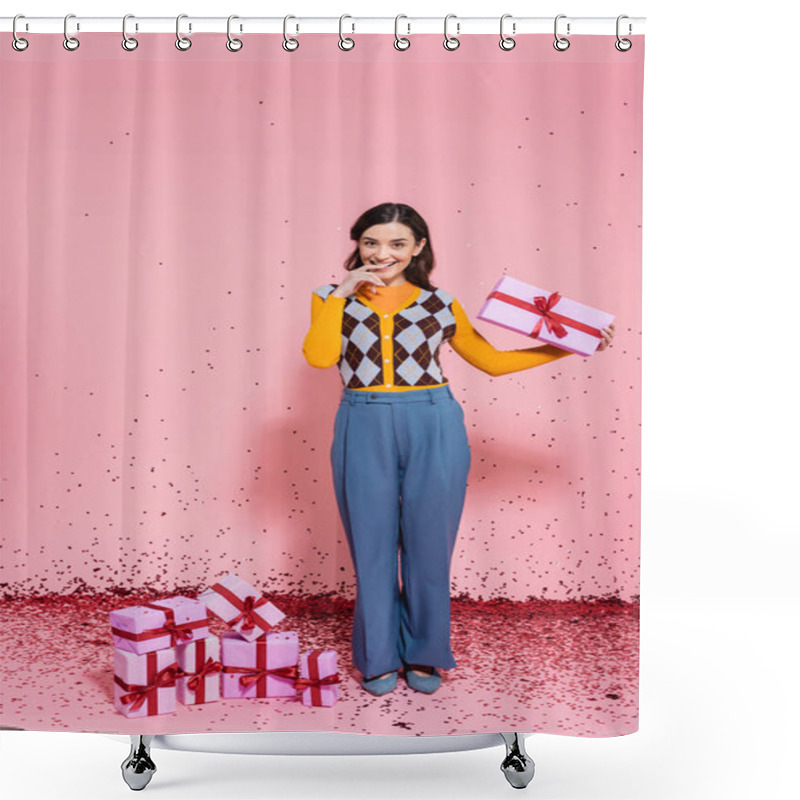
[109,595,210,655]
[477,275,615,357]
[176,633,222,705]
[296,649,340,707]
[198,573,285,642]
[220,631,299,699]
[113,647,178,718]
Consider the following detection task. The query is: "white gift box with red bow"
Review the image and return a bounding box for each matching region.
[198,573,285,642]
[477,275,615,357]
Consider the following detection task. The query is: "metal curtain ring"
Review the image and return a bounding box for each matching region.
[122,14,138,51]
[443,14,460,51]
[63,13,80,51]
[394,14,410,50]
[339,14,355,50]
[12,14,29,52]
[553,14,570,51]
[615,14,632,51]
[553,14,569,51]
[283,15,299,51]
[226,15,243,52]
[176,13,192,51]
[499,14,516,50]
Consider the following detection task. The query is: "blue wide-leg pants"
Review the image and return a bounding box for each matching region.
[330,384,472,679]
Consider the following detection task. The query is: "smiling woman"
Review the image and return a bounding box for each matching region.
[303,200,622,700]
[0,21,643,794]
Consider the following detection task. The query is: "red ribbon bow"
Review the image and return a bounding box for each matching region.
[229,594,269,632]
[223,664,299,690]
[232,667,269,690]
[241,664,298,689]
[487,289,603,341]
[159,619,196,645]
[111,601,205,646]
[531,292,569,338]
[186,657,223,693]
[115,663,179,712]
[294,673,341,691]
[208,582,275,635]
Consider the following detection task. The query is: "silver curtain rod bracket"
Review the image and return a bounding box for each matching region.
[283,15,299,52]
[11,14,28,51]
[122,14,138,51]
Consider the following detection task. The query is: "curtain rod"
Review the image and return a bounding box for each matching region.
[1,16,646,36]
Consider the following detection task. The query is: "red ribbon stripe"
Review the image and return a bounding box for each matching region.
[488,290,603,340]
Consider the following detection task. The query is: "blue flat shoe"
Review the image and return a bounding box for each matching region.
[361,670,398,696]
[403,665,442,694]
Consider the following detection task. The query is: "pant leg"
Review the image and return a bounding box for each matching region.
[396,395,471,669]
[329,399,404,678]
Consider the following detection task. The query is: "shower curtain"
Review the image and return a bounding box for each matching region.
[0,27,644,737]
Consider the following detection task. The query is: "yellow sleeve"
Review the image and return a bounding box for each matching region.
[302,291,346,368]
[448,297,576,377]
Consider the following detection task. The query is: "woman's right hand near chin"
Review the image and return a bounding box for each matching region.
[331,265,387,298]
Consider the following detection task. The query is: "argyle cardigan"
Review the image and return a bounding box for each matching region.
[312,283,457,389]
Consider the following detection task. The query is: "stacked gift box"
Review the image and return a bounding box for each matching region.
[109,573,341,718]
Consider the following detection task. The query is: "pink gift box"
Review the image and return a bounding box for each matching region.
[296,649,341,707]
[113,647,178,718]
[477,275,615,357]
[176,634,222,705]
[109,595,210,655]
[220,631,299,699]
[198,573,285,642]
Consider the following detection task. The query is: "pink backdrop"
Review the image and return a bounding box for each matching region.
[1,33,643,736]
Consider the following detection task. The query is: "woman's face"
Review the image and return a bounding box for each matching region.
[357,222,426,286]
